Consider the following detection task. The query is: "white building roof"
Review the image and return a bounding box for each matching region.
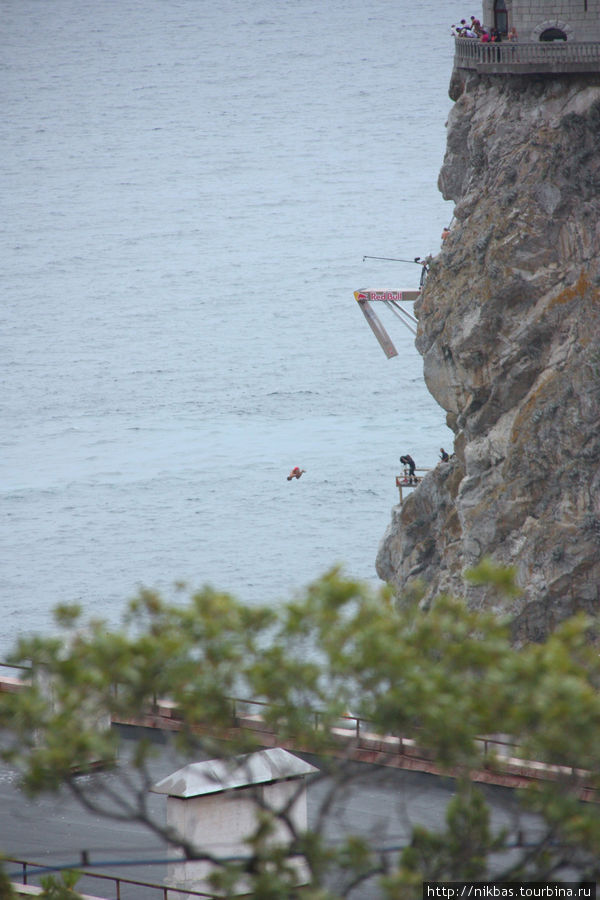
[151,747,318,799]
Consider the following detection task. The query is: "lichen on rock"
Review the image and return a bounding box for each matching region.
[376,71,600,642]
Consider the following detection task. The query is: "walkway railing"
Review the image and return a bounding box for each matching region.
[454,37,600,73]
[1,670,595,794]
[7,857,216,900]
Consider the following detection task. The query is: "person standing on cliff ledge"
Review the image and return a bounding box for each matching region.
[400,454,416,483]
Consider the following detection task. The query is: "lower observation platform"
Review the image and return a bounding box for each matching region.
[454,36,600,74]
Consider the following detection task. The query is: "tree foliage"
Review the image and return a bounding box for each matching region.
[38,870,82,899]
[1,565,600,897]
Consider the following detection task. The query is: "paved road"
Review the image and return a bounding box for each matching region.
[0,724,529,900]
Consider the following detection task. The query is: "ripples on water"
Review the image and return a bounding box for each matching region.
[2,0,466,652]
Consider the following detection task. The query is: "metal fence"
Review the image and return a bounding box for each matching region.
[7,858,217,900]
[1,667,588,784]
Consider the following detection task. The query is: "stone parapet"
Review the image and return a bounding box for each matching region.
[454,36,600,73]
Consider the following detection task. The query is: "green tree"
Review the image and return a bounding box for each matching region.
[1,566,600,898]
[0,863,16,900]
[38,870,82,899]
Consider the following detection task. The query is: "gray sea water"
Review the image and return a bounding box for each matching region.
[2,0,466,655]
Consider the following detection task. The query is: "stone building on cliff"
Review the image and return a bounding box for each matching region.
[483,0,600,43]
[376,0,600,642]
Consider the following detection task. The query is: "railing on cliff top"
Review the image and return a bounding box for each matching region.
[454,36,600,74]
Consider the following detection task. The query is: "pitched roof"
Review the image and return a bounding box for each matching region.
[151,747,318,799]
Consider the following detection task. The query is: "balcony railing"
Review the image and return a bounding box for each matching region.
[454,36,600,73]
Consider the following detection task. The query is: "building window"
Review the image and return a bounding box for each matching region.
[539,27,567,40]
[494,0,508,34]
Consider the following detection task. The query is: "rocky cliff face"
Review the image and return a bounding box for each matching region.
[376,70,600,641]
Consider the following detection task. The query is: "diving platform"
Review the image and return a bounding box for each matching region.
[395,469,430,503]
[354,289,420,358]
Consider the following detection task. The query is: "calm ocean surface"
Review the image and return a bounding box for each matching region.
[2,0,466,655]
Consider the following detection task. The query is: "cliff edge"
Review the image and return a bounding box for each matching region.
[377,71,600,641]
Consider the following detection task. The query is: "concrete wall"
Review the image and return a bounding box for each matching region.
[166,779,309,897]
[482,0,600,41]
